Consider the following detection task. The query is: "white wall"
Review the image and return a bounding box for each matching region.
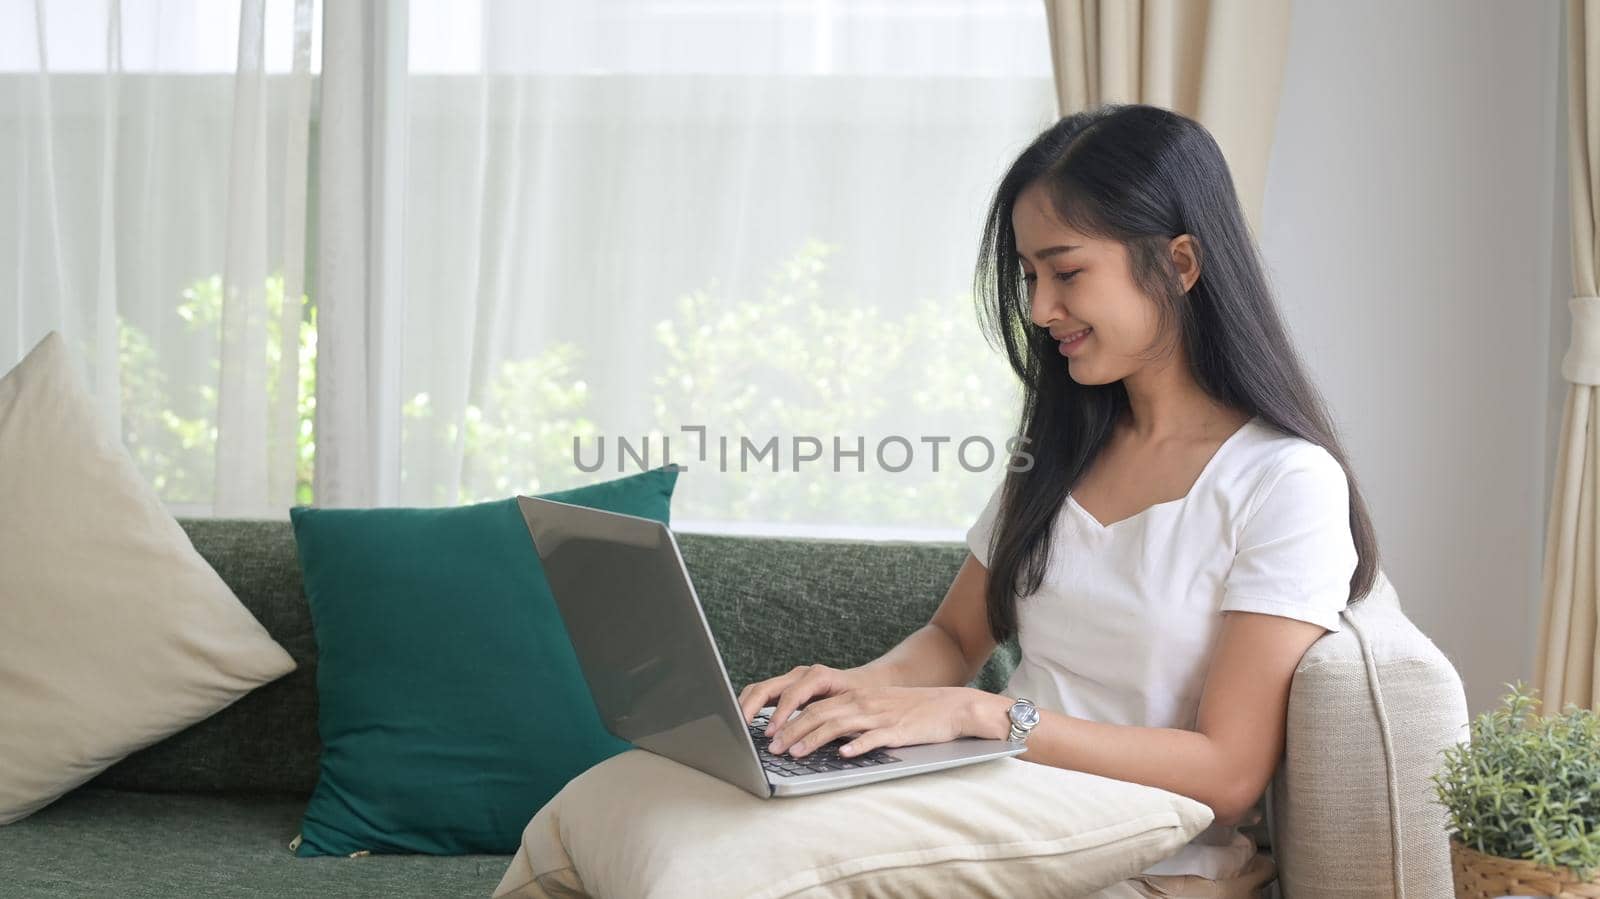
[1261,0,1568,715]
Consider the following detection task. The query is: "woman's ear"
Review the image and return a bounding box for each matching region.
[1168,234,1201,294]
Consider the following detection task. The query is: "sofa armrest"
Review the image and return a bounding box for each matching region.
[1267,570,1468,899]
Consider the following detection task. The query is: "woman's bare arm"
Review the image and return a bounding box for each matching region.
[963,609,1328,827]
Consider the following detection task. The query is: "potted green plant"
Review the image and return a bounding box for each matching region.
[1431,681,1600,897]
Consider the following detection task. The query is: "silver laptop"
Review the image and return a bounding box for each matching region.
[516,495,1025,798]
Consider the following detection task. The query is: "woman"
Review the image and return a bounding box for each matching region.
[737,103,1380,899]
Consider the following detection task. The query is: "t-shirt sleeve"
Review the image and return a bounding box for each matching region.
[1218,446,1358,632]
[965,481,1006,568]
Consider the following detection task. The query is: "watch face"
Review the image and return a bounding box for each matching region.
[1013,702,1040,727]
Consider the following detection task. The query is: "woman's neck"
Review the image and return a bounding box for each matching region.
[1117,343,1229,436]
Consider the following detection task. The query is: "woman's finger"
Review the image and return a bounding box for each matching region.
[837,726,901,758]
[738,672,798,723]
[782,713,878,758]
[765,675,831,737]
[736,682,763,723]
[767,694,848,752]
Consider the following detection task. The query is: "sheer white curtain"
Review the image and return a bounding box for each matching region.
[315,0,1057,535]
[6,0,1056,535]
[2,0,318,517]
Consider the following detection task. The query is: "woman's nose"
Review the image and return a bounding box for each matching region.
[1029,287,1058,329]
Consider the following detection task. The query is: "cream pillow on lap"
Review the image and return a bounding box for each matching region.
[0,331,296,824]
[494,749,1214,899]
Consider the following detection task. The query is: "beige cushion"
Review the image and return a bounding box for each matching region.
[492,748,1215,899]
[0,331,296,824]
[1265,568,1468,899]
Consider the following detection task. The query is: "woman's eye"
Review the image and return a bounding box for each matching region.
[1022,271,1077,284]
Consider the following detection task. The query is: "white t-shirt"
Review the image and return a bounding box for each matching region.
[964,414,1358,879]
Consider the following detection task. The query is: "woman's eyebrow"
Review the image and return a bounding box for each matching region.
[1017,245,1081,261]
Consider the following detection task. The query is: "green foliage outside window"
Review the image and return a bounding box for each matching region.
[119,274,316,505]
[651,239,1017,525]
[399,344,601,504]
[118,240,1018,526]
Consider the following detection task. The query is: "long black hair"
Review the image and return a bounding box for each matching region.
[973,102,1380,643]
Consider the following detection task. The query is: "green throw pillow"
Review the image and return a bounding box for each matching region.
[289,466,679,856]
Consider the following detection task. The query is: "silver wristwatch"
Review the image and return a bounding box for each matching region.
[1006,697,1041,744]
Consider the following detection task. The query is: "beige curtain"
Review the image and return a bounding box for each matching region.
[1040,0,1292,237]
[1534,1,1600,715]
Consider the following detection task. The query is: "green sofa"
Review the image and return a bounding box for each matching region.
[0,518,1016,898]
[1,518,1467,898]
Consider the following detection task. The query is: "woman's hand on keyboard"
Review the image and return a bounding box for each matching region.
[763,686,979,759]
[738,664,874,738]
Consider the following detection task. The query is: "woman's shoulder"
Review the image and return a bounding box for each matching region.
[1247,418,1342,470]
[1223,417,1345,503]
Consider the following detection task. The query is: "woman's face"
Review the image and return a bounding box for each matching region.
[1011,180,1194,385]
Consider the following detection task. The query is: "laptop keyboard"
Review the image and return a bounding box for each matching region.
[748,714,900,778]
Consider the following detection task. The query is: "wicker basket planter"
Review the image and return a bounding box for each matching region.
[1452,839,1600,898]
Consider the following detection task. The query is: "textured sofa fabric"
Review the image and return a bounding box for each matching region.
[82,520,1017,797]
[0,519,1466,898]
[1266,570,1468,899]
[2,519,1017,897]
[2,789,510,899]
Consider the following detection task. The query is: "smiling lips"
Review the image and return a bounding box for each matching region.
[1057,327,1092,356]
